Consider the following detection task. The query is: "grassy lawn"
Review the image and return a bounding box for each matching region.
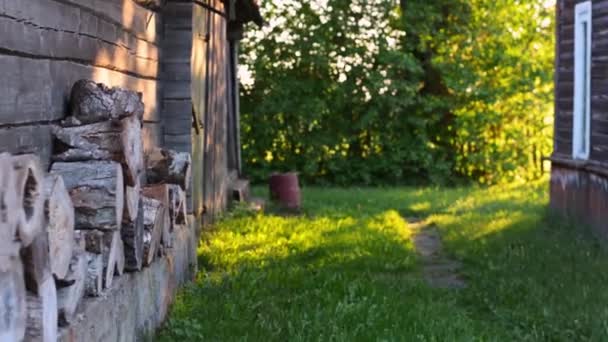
[157,180,608,341]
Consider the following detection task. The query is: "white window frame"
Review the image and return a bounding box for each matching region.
[573,1,592,160]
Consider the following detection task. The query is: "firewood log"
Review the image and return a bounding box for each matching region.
[21,233,52,295]
[125,182,141,223]
[52,115,144,186]
[0,153,19,242]
[145,148,191,191]
[56,249,87,326]
[84,252,103,297]
[44,174,75,280]
[25,277,57,342]
[104,231,121,288]
[11,155,45,247]
[115,236,125,276]
[121,201,143,271]
[78,230,120,288]
[50,161,124,231]
[169,184,188,226]
[142,197,166,266]
[68,79,144,125]
[0,246,26,342]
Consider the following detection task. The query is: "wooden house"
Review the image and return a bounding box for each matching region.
[0,0,262,339]
[551,0,608,235]
[0,0,262,225]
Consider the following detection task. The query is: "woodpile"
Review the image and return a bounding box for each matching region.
[0,80,191,341]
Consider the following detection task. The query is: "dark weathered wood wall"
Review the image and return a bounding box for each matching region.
[0,0,163,166]
[552,0,608,235]
[161,0,234,222]
[554,0,608,161]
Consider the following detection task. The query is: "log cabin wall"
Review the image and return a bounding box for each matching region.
[162,0,233,223]
[552,0,608,235]
[0,0,163,167]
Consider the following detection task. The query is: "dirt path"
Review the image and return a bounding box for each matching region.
[407,218,466,289]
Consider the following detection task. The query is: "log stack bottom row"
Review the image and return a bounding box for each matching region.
[0,80,192,342]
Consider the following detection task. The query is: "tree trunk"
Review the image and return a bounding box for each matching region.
[0,250,26,342]
[25,277,57,342]
[68,79,144,125]
[121,201,144,272]
[142,197,166,266]
[52,115,144,186]
[56,249,87,326]
[44,174,75,280]
[21,233,52,295]
[84,252,103,297]
[12,155,45,247]
[0,154,19,242]
[145,148,192,191]
[50,161,124,231]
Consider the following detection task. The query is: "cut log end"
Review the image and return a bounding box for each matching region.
[25,277,58,342]
[0,154,19,242]
[0,254,26,342]
[146,148,192,191]
[84,253,103,297]
[57,250,87,326]
[12,155,45,247]
[44,174,75,280]
[69,79,144,124]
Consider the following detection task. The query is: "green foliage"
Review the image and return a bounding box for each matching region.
[239,0,554,185]
[159,182,608,340]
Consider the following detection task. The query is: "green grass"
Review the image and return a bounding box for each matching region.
[158,179,608,341]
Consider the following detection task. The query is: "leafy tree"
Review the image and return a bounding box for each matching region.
[239,0,554,185]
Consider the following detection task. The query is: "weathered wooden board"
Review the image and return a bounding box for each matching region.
[0,55,160,126]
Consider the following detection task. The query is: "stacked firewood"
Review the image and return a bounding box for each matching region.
[0,80,191,342]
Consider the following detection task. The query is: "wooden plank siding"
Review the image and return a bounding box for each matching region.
[0,0,162,162]
[161,0,235,220]
[555,0,608,161]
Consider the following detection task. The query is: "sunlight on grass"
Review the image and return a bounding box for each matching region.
[159,179,608,341]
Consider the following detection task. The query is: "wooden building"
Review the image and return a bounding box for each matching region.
[0,0,262,339]
[0,0,261,225]
[551,0,608,235]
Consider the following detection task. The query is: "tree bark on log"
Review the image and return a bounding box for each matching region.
[0,154,19,242]
[50,161,124,231]
[25,277,57,342]
[84,252,103,297]
[56,249,87,326]
[121,201,143,272]
[142,197,165,266]
[12,155,45,247]
[68,79,144,125]
[0,249,26,342]
[146,148,192,191]
[21,233,52,295]
[51,115,144,186]
[44,174,75,280]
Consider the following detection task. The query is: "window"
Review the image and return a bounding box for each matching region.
[573,1,592,160]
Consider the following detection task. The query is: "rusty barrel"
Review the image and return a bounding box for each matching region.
[269,172,301,210]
